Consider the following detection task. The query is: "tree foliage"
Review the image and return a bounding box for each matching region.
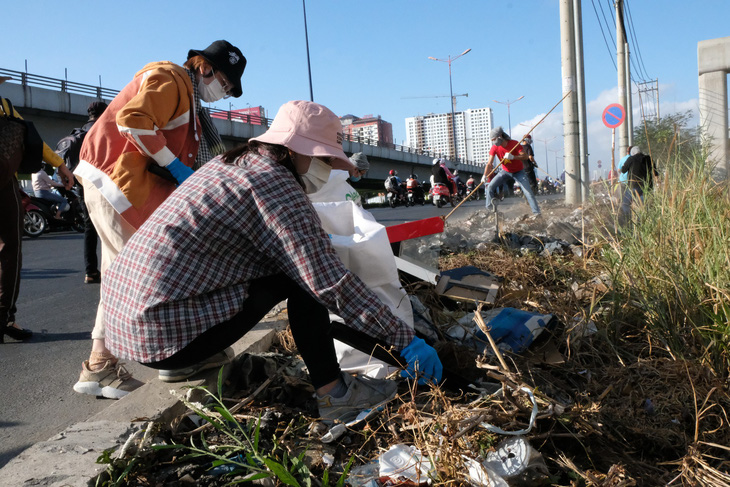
[632,111,701,171]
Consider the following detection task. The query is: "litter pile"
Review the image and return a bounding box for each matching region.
[96,200,730,486]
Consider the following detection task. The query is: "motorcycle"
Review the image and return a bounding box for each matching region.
[430,182,455,208]
[21,190,45,238]
[466,183,480,200]
[387,183,408,208]
[22,187,84,237]
[406,181,425,206]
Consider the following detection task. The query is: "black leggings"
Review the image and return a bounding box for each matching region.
[143,273,341,389]
[0,177,22,327]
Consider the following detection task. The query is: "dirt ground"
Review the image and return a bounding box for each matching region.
[97,193,730,487]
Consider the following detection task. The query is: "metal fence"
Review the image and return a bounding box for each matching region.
[0,67,119,99]
[1,67,480,166]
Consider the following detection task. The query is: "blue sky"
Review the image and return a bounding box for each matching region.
[4,0,729,178]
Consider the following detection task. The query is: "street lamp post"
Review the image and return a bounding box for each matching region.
[534,136,556,171]
[493,96,524,135]
[302,0,314,102]
[548,148,563,177]
[428,48,471,161]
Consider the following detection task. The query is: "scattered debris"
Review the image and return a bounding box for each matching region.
[94,199,730,486]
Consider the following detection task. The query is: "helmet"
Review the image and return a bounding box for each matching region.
[432,158,440,165]
[409,174,416,179]
[389,170,396,176]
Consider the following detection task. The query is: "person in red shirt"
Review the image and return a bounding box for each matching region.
[482,127,541,215]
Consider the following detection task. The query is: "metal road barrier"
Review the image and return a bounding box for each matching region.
[0,67,481,166]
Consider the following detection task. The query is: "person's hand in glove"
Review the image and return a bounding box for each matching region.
[400,336,443,385]
[166,158,194,185]
[502,152,515,161]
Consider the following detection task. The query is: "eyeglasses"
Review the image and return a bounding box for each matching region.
[206,68,233,98]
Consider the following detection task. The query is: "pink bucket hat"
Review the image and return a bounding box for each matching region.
[251,100,354,171]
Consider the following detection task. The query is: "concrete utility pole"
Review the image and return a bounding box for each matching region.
[560,0,580,206]
[625,42,633,145]
[573,0,589,202]
[616,0,629,157]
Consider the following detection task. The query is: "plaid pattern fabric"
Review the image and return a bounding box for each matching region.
[185,69,225,169]
[103,153,414,363]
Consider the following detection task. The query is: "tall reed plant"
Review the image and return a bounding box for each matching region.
[597,149,730,377]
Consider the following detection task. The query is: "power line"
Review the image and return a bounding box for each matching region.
[598,0,617,47]
[590,0,617,70]
[625,0,651,81]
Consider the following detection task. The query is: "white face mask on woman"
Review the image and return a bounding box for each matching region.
[198,77,227,103]
[299,157,332,194]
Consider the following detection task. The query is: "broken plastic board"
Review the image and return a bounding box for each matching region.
[385,216,445,243]
[436,266,501,304]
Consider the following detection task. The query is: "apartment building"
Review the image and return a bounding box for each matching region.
[405,107,493,165]
[340,114,394,147]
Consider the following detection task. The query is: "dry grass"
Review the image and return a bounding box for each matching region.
[107,206,730,486]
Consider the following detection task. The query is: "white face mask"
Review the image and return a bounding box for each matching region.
[299,157,332,194]
[198,77,227,103]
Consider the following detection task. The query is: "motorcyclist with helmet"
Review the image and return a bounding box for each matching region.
[406,173,424,205]
[466,174,479,200]
[430,158,452,196]
[384,169,405,204]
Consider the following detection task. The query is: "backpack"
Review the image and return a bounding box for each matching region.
[55,127,87,172]
[0,97,43,178]
[385,175,399,192]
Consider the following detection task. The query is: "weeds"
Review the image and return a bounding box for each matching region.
[593,150,730,378]
[96,368,353,486]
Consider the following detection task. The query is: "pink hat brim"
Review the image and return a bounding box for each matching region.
[251,100,355,172]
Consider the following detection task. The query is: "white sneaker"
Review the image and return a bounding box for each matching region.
[317,372,398,425]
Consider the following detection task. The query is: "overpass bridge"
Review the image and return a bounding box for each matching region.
[0,68,484,183]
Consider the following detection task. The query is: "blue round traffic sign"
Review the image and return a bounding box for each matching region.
[602,104,625,128]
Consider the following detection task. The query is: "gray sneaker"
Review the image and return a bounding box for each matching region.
[317,372,398,425]
[158,347,234,382]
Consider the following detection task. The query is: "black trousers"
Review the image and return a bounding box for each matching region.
[0,177,22,326]
[143,273,341,389]
[77,185,99,276]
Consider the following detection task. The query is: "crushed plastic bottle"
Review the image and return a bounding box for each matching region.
[378,444,431,484]
[483,436,550,484]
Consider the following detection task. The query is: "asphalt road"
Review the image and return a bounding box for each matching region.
[0,231,157,469]
[0,190,560,468]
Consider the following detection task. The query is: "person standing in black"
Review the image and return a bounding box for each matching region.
[56,101,108,283]
[521,134,539,195]
[619,146,658,224]
[1,76,75,342]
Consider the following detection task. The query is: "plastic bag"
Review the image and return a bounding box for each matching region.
[311,201,414,378]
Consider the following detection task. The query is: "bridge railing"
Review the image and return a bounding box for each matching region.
[1,67,484,167]
[0,68,119,99]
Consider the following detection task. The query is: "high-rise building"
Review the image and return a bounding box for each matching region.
[340,114,393,147]
[405,107,493,165]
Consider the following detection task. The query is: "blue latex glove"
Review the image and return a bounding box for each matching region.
[399,336,443,385]
[166,158,194,185]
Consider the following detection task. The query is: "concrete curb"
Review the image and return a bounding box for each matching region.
[0,319,286,487]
